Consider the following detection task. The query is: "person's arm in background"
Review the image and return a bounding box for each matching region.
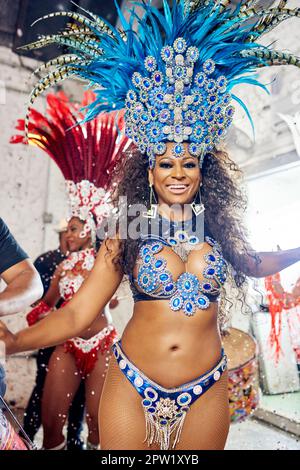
[0,218,43,316]
[0,238,123,354]
[243,247,300,278]
[0,260,43,316]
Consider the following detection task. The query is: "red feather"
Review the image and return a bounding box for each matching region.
[11,91,130,188]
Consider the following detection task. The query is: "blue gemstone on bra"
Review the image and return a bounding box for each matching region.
[203,283,211,290]
[160,420,168,426]
[152,243,161,253]
[184,281,191,290]
[144,254,151,263]
[142,247,150,255]
[155,260,163,268]
[178,233,185,241]
[160,273,169,282]
[147,391,156,399]
[207,268,215,275]
[173,298,181,308]
[208,254,216,262]
[142,276,148,284]
[148,407,156,414]
[169,238,177,245]
[185,302,193,313]
[198,297,206,305]
[165,283,174,292]
[189,236,198,244]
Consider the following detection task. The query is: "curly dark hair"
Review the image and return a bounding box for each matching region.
[109,145,258,328]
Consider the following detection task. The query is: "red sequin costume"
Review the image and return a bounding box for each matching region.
[11,91,129,377]
[59,248,116,377]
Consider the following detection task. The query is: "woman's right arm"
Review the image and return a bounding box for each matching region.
[0,240,123,354]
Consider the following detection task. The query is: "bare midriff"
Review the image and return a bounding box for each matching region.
[121,300,222,388]
[77,313,109,340]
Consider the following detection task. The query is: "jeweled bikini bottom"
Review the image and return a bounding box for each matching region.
[64,325,117,378]
[112,341,227,450]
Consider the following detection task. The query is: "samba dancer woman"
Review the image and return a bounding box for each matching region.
[2,0,300,450]
[11,93,128,449]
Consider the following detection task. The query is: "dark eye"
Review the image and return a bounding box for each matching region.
[184,162,197,168]
[159,162,173,169]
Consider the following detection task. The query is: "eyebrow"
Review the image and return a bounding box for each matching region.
[158,155,197,162]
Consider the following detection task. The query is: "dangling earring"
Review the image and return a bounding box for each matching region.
[191,184,205,216]
[143,183,158,219]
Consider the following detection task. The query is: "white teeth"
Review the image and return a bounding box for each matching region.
[168,185,187,189]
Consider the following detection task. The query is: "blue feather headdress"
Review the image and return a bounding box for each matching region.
[21,0,300,167]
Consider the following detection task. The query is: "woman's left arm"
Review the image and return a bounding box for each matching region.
[244,247,300,278]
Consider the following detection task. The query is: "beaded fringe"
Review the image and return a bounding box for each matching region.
[143,408,188,450]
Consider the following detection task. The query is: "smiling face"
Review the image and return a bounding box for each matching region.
[65,217,92,252]
[149,142,201,208]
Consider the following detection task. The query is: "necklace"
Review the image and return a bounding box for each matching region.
[140,213,205,261]
[170,241,194,263]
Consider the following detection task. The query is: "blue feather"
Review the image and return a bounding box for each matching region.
[23,0,300,152]
[231,93,255,139]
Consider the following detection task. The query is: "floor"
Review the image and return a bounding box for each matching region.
[225,417,300,450]
[260,391,300,423]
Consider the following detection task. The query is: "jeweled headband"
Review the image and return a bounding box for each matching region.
[125,39,233,167]
[20,0,300,168]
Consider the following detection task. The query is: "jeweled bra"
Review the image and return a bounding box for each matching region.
[59,248,95,301]
[130,234,227,317]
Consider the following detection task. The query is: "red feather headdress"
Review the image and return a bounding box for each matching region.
[11,91,129,233]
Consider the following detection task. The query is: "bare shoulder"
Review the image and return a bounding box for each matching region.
[97,237,123,264]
